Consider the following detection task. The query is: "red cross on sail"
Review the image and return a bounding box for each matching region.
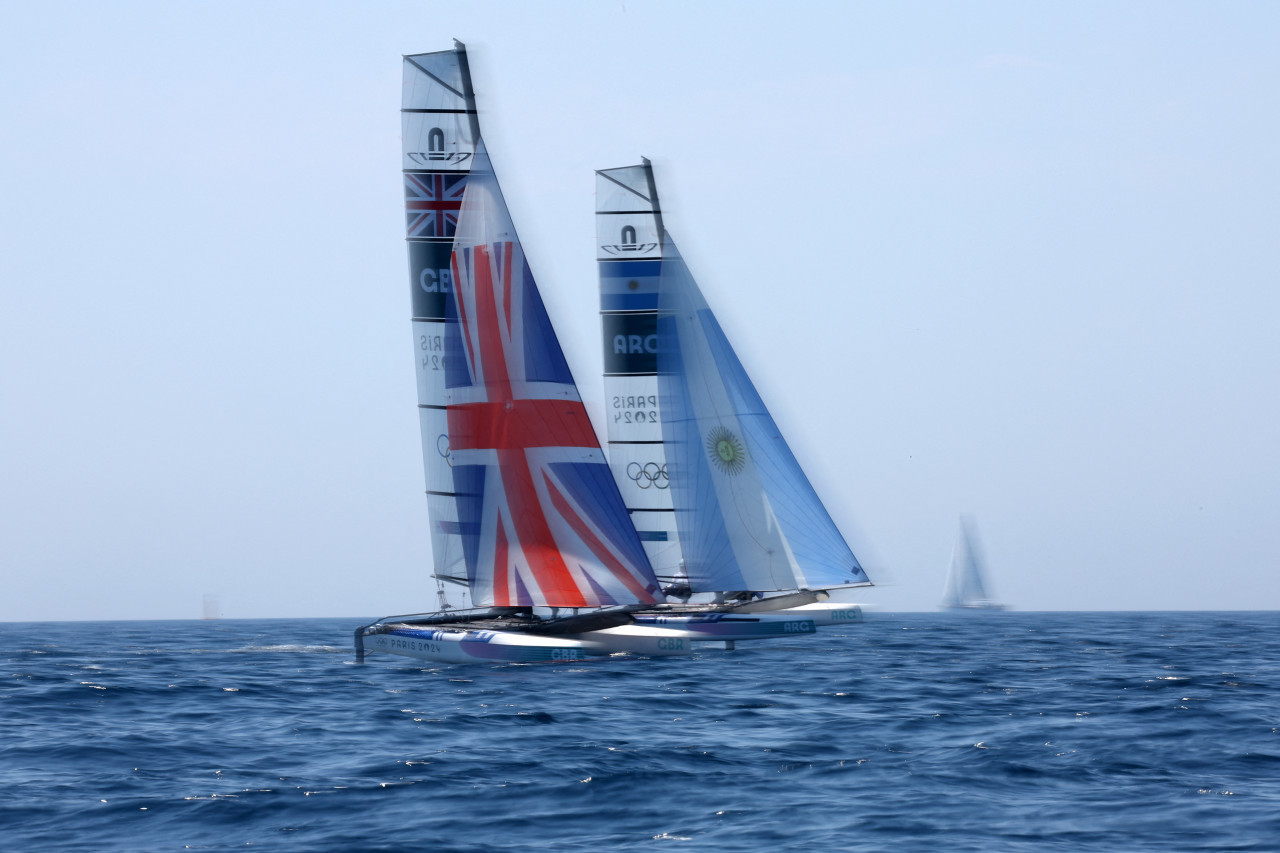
[443,144,660,609]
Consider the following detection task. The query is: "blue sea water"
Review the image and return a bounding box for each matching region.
[3,612,1279,852]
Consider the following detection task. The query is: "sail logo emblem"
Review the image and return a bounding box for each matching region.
[601,224,657,255]
[407,151,473,166]
[406,127,474,165]
[706,426,746,475]
[626,461,669,490]
[437,434,452,467]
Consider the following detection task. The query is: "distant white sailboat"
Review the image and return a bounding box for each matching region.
[940,515,1006,610]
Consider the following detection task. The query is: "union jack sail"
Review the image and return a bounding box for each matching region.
[444,143,661,607]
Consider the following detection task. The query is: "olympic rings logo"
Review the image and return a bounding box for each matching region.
[437,434,452,467]
[626,461,669,490]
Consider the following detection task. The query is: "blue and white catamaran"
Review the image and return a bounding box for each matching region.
[585,161,872,653]
[358,44,663,664]
[356,48,871,665]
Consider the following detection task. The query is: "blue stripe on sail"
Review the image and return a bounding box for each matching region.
[637,531,668,542]
[696,308,869,588]
[520,251,574,385]
[601,292,659,312]
[452,463,487,587]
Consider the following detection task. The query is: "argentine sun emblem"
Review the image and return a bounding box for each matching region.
[706,426,746,475]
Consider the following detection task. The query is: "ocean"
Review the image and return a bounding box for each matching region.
[3,612,1278,852]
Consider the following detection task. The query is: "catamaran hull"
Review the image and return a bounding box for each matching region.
[627,602,865,638]
[778,602,867,625]
[363,627,598,664]
[578,625,730,656]
[359,604,868,664]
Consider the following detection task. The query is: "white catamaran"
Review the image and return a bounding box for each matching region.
[584,161,872,654]
[940,515,1006,610]
[356,46,871,664]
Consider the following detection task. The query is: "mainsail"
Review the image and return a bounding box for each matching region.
[656,229,871,595]
[403,44,479,590]
[595,161,686,588]
[445,143,661,608]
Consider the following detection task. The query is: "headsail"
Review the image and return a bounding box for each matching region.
[403,43,479,589]
[445,142,661,608]
[657,233,871,594]
[596,161,686,588]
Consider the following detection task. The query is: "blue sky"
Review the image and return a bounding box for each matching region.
[2,1,1277,619]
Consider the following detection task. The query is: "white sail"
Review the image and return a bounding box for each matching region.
[403,44,479,589]
[941,515,1005,609]
[596,162,686,589]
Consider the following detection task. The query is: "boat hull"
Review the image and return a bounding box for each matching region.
[363,626,598,664]
[622,602,866,640]
[358,602,867,663]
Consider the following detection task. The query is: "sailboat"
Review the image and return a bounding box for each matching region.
[583,161,873,653]
[357,44,665,664]
[356,49,872,664]
[940,515,1006,610]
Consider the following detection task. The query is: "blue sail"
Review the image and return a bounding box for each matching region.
[657,234,870,593]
